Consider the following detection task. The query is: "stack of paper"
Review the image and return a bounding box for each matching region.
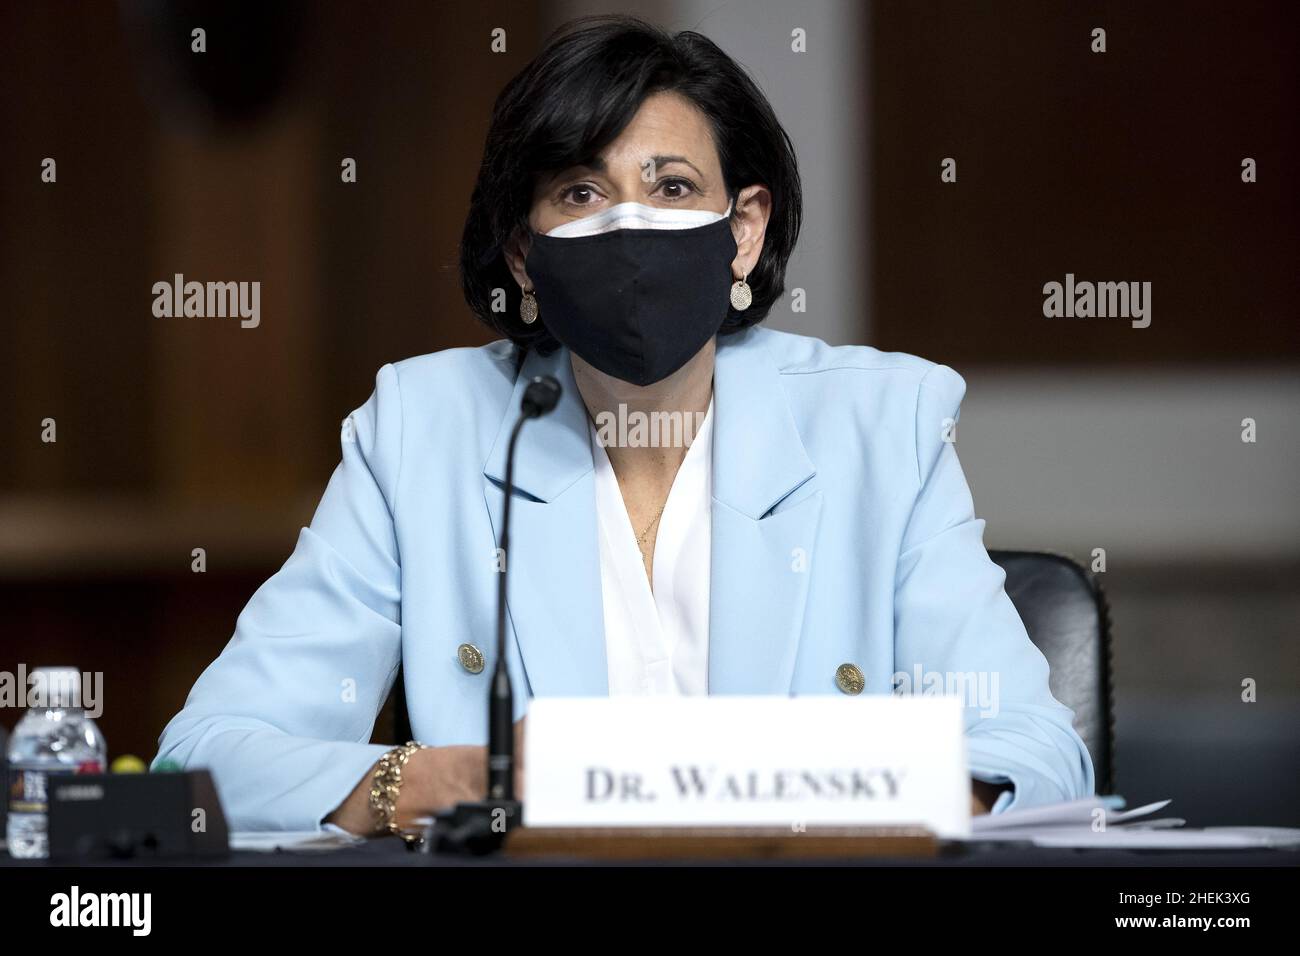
[965,797,1300,849]
[229,824,366,852]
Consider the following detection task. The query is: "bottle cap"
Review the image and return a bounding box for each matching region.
[31,666,83,709]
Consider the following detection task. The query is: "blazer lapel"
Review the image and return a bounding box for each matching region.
[483,328,820,700]
[483,346,609,698]
[708,329,822,694]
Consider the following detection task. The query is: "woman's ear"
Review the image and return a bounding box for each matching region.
[503,226,534,290]
[730,184,772,279]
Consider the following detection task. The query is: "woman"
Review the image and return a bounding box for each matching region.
[155,15,1094,836]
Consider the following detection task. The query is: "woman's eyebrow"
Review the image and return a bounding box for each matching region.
[540,158,606,187]
[650,154,704,177]
[541,153,702,188]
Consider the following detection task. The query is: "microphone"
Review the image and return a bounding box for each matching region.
[427,373,562,855]
[521,375,562,419]
[488,375,560,802]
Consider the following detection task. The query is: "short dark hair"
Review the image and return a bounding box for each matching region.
[459,14,803,353]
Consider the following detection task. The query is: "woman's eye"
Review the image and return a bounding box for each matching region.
[656,177,697,200]
[561,185,600,206]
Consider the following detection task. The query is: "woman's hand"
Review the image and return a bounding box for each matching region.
[394,720,527,829]
[326,718,526,836]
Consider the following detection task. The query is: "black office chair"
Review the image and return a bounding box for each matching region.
[386,550,1116,794]
[989,549,1116,794]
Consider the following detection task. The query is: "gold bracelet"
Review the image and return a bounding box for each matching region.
[369,741,423,845]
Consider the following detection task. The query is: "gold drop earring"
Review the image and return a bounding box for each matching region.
[730,270,752,311]
[520,285,538,325]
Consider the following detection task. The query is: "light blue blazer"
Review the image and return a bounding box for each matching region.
[155,326,1095,831]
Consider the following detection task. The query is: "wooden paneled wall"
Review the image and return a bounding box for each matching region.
[0,1,542,760]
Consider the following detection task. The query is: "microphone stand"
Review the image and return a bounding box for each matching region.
[424,375,561,855]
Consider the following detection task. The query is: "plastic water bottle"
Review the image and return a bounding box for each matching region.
[6,666,106,859]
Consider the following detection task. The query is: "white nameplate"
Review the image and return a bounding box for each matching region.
[524,695,970,838]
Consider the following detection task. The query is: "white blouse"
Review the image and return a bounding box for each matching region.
[588,399,714,696]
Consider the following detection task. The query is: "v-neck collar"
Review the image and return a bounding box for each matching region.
[588,397,714,694]
[588,395,713,580]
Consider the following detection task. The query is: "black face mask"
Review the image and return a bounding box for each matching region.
[524,215,738,387]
